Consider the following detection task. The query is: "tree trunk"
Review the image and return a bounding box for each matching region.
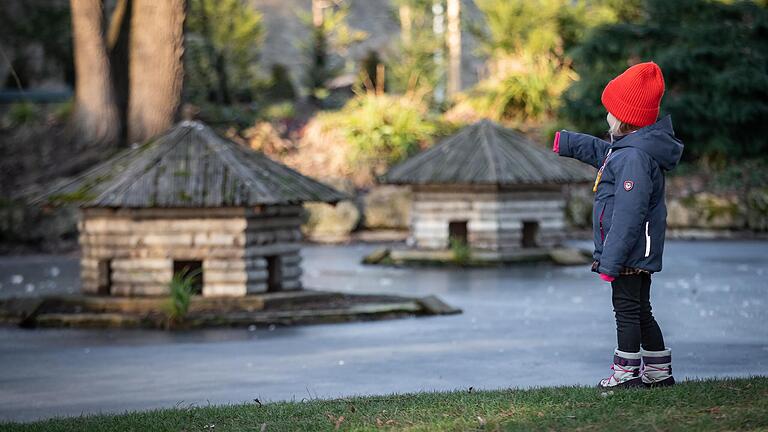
[399,4,412,45]
[312,0,326,28]
[70,0,120,147]
[432,1,445,103]
[107,0,132,146]
[127,0,185,144]
[446,0,461,99]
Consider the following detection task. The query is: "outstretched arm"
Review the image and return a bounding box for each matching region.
[597,150,654,277]
[555,131,611,169]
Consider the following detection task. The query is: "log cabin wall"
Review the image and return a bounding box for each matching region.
[495,189,566,250]
[79,206,303,297]
[411,188,498,250]
[244,204,304,293]
[411,186,566,252]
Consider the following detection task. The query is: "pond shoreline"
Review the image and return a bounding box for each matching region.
[3,228,767,257]
[0,290,459,330]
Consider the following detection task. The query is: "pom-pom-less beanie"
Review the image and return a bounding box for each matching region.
[601,62,665,127]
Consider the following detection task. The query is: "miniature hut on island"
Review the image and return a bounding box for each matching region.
[35,121,346,297]
[381,119,593,263]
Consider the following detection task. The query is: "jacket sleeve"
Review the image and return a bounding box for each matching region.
[557,131,611,169]
[598,150,653,277]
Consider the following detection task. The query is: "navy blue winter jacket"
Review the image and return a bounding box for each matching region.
[558,115,684,277]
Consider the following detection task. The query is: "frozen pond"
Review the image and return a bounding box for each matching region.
[0,240,767,422]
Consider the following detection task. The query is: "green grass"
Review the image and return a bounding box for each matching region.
[4,377,767,431]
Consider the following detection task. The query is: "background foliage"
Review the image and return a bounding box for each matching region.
[388,0,444,97]
[561,0,768,162]
[185,0,265,105]
[453,0,633,124]
[300,4,368,104]
[313,91,441,178]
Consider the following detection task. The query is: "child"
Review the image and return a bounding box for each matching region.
[553,62,683,388]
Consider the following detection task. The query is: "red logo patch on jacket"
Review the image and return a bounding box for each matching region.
[624,180,634,191]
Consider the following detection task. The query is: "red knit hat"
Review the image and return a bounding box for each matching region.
[601,61,665,127]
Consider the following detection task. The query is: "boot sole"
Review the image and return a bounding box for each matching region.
[644,376,675,388]
[597,377,644,389]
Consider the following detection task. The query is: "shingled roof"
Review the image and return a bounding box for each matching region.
[33,121,347,208]
[382,119,594,186]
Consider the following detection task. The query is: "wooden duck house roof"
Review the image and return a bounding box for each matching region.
[382,119,594,186]
[34,121,347,208]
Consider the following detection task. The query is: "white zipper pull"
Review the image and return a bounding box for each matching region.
[644,222,651,257]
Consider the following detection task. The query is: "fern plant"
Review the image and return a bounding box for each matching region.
[164,268,200,328]
[449,238,471,266]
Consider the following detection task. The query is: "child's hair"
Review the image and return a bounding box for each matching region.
[618,121,641,135]
[608,112,643,137]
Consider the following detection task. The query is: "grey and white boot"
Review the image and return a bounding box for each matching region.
[641,348,675,388]
[598,349,643,389]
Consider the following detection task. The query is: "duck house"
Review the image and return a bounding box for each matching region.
[382,120,593,256]
[36,121,346,297]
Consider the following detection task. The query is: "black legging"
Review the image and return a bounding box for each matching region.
[611,273,665,352]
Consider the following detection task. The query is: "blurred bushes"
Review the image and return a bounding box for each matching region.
[448,53,574,124]
[561,0,768,162]
[450,0,627,125]
[300,4,367,105]
[276,91,448,186]
[264,64,297,102]
[314,91,442,179]
[185,0,265,105]
[4,102,41,127]
[388,0,444,99]
[0,1,73,89]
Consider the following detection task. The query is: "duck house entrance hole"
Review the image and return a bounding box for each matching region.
[97,259,112,295]
[448,221,468,246]
[266,256,283,292]
[173,260,203,294]
[521,221,539,248]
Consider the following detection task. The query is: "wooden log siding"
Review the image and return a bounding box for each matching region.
[80,206,304,296]
[410,188,566,251]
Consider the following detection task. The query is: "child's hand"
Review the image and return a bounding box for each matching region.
[599,273,615,282]
[552,131,560,153]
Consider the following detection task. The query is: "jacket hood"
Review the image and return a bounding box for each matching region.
[612,115,684,171]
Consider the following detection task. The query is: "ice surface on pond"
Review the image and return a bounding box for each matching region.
[0,257,77,299]
[0,240,767,422]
